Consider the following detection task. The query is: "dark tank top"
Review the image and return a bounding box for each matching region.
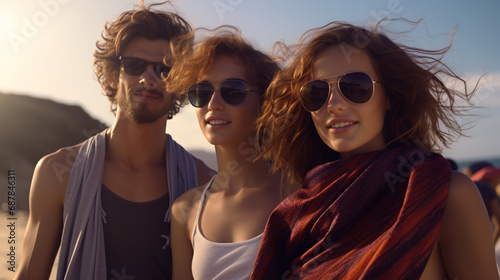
[101,184,172,279]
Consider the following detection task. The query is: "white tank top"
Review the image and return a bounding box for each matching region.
[191,177,263,280]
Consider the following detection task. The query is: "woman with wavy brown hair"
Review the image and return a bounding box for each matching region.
[250,21,499,280]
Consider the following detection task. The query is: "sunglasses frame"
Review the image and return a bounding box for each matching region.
[118,56,171,79]
[300,72,381,112]
[188,79,260,108]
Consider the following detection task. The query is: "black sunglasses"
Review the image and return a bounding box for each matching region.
[188,79,260,108]
[119,56,171,79]
[299,72,381,112]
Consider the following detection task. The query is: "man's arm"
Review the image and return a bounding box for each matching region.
[15,147,76,280]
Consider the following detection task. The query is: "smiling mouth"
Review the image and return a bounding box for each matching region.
[208,120,231,125]
[330,122,356,128]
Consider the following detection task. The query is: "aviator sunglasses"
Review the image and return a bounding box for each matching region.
[188,79,260,108]
[119,56,171,79]
[299,72,381,112]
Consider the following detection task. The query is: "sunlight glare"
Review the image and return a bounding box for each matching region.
[0,10,18,37]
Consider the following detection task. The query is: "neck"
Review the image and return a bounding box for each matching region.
[106,113,168,166]
[214,145,277,191]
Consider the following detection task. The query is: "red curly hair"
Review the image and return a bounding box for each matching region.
[165,26,279,109]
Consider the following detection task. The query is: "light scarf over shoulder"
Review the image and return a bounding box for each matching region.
[56,129,198,279]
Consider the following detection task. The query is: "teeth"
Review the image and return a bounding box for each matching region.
[332,122,354,128]
[208,120,230,125]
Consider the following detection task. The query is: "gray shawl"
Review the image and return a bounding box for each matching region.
[56,129,198,279]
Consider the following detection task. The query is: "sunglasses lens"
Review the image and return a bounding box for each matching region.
[339,72,373,103]
[188,80,252,108]
[300,80,330,111]
[188,83,212,107]
[220,81,247,105]
[122,58,146,76]
[121,57,169,78]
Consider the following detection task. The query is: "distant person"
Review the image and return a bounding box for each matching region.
[463,160,493,177]
[476,181,500,242]
[468,162,500,243]
[166,27,298,280]
[447,158,459,171]
[465,161,500,272]
[470,162,500,196]
[15,2,213,280]
[250,21,499,279]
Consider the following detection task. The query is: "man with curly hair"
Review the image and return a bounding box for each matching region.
[15,2,213,280]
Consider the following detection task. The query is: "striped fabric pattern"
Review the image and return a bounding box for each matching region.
[250,146,450,280]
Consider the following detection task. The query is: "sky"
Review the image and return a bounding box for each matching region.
[0,0,499,162]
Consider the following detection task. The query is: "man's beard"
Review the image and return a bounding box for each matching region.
[118,87,171,124]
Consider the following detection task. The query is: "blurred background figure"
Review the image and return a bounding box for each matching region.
[463,161,493,177]
[468,162,500,197]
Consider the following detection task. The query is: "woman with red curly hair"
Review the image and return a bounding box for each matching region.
[166,27,297,280]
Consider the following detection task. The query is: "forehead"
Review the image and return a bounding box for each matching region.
[312,45,377,79]
[200,55,247,82]
[122,38,171,61]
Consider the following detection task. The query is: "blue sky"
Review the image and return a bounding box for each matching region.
[1,0,499,161]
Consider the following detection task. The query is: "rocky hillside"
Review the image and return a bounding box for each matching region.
[0,93,107,210]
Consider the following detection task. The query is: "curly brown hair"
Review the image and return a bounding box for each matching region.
[258,20,477,184]
[93,0,192,117]
[165,26,279,105]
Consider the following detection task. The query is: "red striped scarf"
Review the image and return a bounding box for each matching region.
[250,146,450,280]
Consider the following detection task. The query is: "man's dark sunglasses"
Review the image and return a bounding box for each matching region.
[119,56,171,79]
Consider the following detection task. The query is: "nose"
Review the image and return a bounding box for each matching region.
[139,65,161,88]
[326,86,347,113]
[207,89,224,111]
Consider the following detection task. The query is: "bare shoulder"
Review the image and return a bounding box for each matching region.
[437,171,500,279]
[15,144,83,280]
[446,171,482,207]
[33,144,82,199]
[172,184,207,223]
[171,184,207,239]
[39,144,81,170]
[440,171,486,229]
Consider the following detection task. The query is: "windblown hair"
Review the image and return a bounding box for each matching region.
[93,0,192,117]
[258,20,476,184]
[166,26,279,104]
